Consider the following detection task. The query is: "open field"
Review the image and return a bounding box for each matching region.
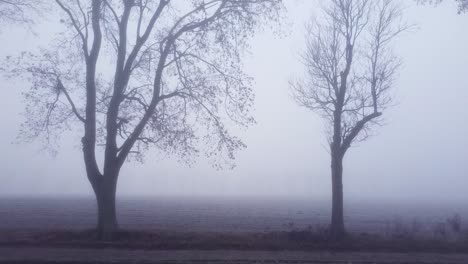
[1,197,467,234]
[1,197,468,263]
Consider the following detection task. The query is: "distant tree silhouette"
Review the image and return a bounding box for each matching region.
[291,0,407,239]
[7,0,282,240]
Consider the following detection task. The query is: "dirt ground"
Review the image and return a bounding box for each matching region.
[1,247,468,264]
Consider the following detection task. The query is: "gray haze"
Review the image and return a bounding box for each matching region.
[0,0,467,202]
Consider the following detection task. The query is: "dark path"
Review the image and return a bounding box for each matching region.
[1,247,468,264]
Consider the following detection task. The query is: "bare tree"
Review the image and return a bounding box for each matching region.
[7,0,282,240]
[291,0,407,238]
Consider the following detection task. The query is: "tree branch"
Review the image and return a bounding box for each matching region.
[56,78,86,123]
[55,0,89,58]
[341,111,382,153]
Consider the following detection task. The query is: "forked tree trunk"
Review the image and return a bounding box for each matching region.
[330,151,345,239]
[93,174,119,240]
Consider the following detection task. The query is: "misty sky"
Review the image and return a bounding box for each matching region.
[0,0,467,202]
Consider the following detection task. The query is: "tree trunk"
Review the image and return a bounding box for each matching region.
[94,175,119,241]
[330,151,345,239]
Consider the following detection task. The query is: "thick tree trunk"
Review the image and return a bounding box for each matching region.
[330,151,345,239]
[93,175,119,241]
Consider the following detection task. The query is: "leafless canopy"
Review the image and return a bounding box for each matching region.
[292,0,406,153]
[0,0,40,25]
[9,0,282,170]
[417,0,468,13]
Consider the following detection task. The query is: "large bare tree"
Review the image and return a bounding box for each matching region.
[291,0,406,238]
[7,0,282,240]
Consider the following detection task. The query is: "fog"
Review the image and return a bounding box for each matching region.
[0,0,467,202]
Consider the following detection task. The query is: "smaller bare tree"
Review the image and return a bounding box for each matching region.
[291,0,407,238]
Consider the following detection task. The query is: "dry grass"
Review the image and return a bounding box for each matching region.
[1,228,468,253]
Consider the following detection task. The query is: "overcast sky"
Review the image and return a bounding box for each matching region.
[0,0,467,202]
